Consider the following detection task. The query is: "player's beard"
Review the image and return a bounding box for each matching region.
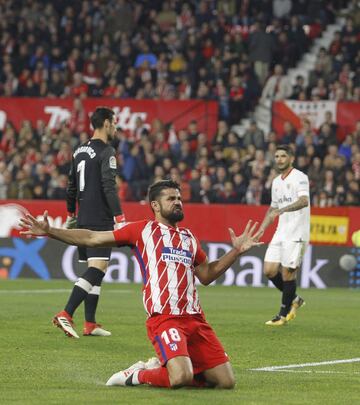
[277,161,291,173]
[161,206,184,224]
[107,130,115,142]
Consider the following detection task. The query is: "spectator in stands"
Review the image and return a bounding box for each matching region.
[197,174,217,204]
[261,64,292,101]
[320,110,338,137]
[338,134,353,163]
[317,124,337,158]
[68,98,89,136]
[242,120,265,150]
[290,75,306,100]
[7,169,33,199]
[321,169,337,198]
[308,62,330,92]
[0,162,8,199]
[48,70,65,97]
[311,78,329,100]
[313,190,333,207]
[249,21,276,86]
[281,121,297,145]
[333,184,347,206]
[217,181,238,204]
[245,177,263,206]
[323,145,342,170]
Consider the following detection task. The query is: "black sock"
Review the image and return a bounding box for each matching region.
[64,267,105,317]
[269,272,284,291]
[279,280,297,317]
[84,275,105,323]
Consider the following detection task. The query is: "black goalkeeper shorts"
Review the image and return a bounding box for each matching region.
[77,224,113,263]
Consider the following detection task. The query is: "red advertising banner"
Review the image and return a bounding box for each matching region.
[1,200,359,246]
[0,98,218,138]
[272,101,360,141]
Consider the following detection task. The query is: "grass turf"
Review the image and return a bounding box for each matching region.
[0,279,359,404]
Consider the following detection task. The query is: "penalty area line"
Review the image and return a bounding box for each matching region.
[249,358,360,372]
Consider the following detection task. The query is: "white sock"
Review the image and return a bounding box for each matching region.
[132,369,141,385]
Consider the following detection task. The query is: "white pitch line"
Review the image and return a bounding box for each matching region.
[268,370,360,375]
[250,358,360,372]
[0,289,133,294]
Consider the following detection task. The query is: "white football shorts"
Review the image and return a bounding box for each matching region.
[264,237,308,269]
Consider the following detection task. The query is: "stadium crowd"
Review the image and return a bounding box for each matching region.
[0,0,359,207]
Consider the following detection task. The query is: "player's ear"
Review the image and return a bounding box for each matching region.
[104,119,110,129]
[151,200,160,213]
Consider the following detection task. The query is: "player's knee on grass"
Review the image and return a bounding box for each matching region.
[167,356,194,388]
[203,362,235,389]
[213,374,235,389]
[213,372,236,390]
[168,369,194,388]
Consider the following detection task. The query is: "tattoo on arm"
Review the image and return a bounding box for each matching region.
[280,196,309,213]
[260,206,277,231]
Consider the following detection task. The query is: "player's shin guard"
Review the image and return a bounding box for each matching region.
[279,280,297,317]
[138,368,206,388]
[138,367,171,387]
[269,272,284,291]
[85,282,104,323]
[65,267,104,316]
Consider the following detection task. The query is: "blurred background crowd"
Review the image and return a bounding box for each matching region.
[0,0,359,206]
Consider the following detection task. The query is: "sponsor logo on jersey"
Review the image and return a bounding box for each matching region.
[169,343,178,351]
[109,156,117,169]
[278,196,292,204]
[73,145,96,159]
[161,247,192,265]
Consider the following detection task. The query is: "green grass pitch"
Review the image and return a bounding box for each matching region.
[0,279,359,404]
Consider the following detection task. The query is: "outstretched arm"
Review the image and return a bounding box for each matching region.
[194,220,263,286]
[257,206,279,237]
[19,211,117,248]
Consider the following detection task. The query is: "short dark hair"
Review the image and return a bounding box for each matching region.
[276,144,294,156]
[90,107,115,129]
[148,180,181,202]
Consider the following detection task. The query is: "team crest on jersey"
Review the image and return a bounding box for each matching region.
[161,247,192,265]
[179,233,191,249]
[109,156,117,169]
[169,343,178,351]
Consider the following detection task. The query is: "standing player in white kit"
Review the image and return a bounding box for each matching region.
[255,145,310,326]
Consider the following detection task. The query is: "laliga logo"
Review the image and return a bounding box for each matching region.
[0,204,29,237]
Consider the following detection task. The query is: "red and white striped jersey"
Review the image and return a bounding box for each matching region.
[113,220,207,316]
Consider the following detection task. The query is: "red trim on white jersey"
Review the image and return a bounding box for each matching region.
[113,220,206,316]
[281,167,294,180]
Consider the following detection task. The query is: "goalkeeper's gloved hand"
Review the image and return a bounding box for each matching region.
[65,213,77,229]
[114,214,126,230]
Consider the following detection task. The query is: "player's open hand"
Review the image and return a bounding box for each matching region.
[19,210,50,237]
[229,220,263,254]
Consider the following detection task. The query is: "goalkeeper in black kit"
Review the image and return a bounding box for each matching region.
[53,107,125,338]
